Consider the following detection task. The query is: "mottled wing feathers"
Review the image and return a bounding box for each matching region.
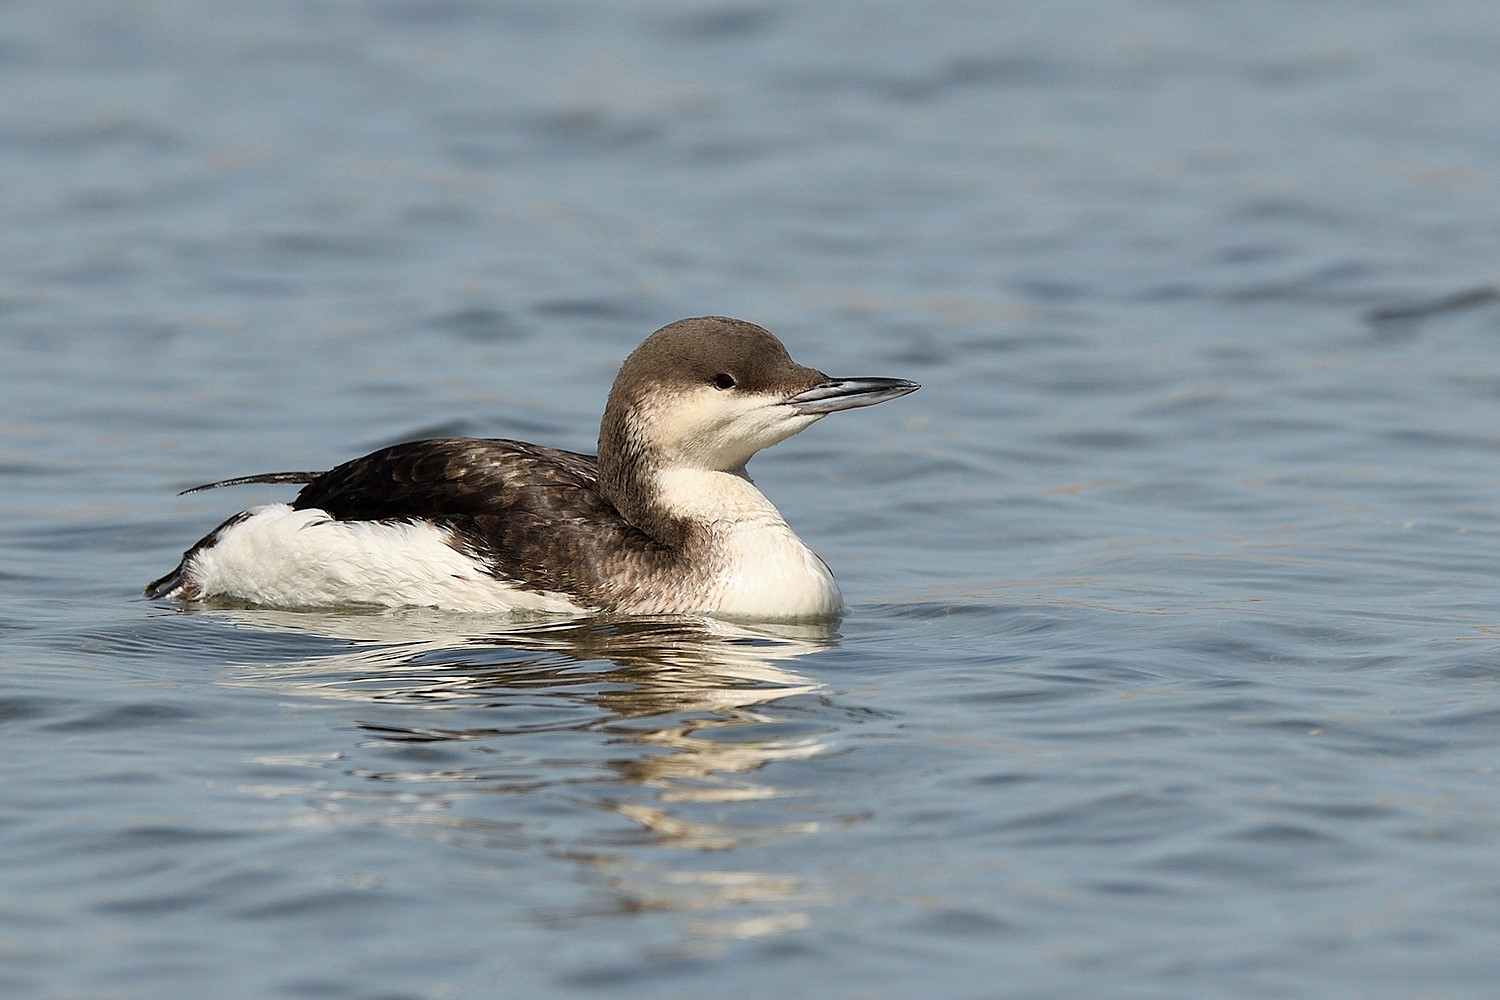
[292,438,600,521]
[289,438,673,605]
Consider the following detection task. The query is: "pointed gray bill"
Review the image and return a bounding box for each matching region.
[786,377,921,415]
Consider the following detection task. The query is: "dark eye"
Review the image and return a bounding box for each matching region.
[711,373,736,390]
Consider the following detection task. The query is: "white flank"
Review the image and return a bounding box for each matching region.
[651,468,842,620]
[184,504,587,614]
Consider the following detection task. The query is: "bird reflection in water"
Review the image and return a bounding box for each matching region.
[211,607,851,944]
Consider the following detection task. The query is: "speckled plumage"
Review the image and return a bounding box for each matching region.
[297,437,697,611]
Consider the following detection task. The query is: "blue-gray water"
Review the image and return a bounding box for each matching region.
[4,1,1500,997]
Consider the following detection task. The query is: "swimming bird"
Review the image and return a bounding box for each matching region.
[146,316,919,620]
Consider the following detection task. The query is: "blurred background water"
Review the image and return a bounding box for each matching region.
[4,1,1500,997]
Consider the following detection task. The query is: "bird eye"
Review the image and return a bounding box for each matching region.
[711,373,736,390]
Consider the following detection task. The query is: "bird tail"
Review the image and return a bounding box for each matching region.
[179,471,324,495]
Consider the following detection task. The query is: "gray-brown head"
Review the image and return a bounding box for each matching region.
[598,317,918,497]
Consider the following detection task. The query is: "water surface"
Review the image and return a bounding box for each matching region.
[4,1,1500,997]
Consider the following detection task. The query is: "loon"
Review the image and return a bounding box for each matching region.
[147,317,918,620]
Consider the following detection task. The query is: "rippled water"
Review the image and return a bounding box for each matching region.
[5,1,1500,997]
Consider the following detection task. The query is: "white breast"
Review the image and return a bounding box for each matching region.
[651,468,843,620]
